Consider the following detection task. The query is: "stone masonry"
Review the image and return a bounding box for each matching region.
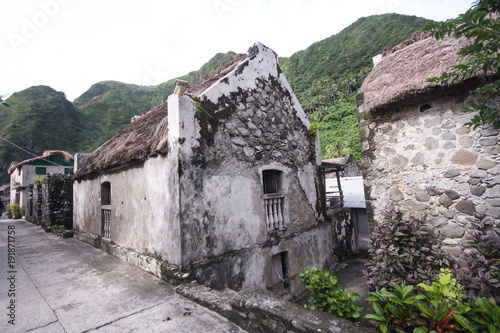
[358,92,500,259]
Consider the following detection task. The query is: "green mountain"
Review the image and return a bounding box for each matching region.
[0,85,88,181]
[75,51,241,152]
[0,14,431,183]
[279,13,431,162]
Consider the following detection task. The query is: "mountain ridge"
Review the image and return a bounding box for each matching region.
[0,13,432,183]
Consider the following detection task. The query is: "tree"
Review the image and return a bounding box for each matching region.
[424,0,500,129]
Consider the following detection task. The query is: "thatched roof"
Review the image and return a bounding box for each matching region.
[74,52,252,180]
[73,101,169,180]
[9,150,74,174]
[358,32,490,113]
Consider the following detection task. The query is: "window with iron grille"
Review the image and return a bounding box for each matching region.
[262,170,285,231]
[101,182,111,239]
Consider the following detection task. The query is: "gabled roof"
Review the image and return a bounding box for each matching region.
[8,150,74,174]
[75,42,303,180]
[358,32,491,113]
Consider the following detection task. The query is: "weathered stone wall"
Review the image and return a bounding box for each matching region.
[40,174,73,230]
[358,92,499,259]
[26,182,43,225]
[24,175,73,237]
[330,208,355,261]
[171,44,332,296]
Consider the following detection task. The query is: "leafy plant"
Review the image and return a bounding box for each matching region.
[11,204,21,218]
[366,270,472,333]
[299,267,363,320]
[461,297,500,333]
[416,269,469,332]
[365,282,426,332]
[6,204,12,217]
[456,214,500,300]
[363,208,449,291]
[424,0,500,129]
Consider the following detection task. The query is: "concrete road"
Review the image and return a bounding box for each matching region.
[0,218,246,333]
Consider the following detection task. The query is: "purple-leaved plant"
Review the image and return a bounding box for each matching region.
[363,208,450,291]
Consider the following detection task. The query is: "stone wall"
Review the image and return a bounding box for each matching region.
[329,208,355,261]
[25,174,73,236]
[358,92,499,260]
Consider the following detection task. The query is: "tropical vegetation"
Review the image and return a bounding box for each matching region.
[423,0,500,129]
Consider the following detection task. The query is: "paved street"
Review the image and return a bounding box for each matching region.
[0,218,246,333]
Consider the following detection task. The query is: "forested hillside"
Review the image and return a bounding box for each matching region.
[279,13,430,162]
[0,14,430,182]
[0,86,88,181]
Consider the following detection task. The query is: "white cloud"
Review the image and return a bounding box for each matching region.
[1,0,474,101]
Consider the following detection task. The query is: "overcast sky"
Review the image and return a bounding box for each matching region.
[1,0,474,101]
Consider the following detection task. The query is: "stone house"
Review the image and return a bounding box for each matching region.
[356,32,499,260]
[8,150,74,207]
[73,42,335,297]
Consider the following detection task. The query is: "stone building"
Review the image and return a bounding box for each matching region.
[357,32,499,259]
[73,42,334,297]
[8,150,74,207]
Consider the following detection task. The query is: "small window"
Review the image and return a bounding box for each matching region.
[101,182,111,205]
[263,170,282,194]
[101,182,111,239]
[271,251,290,294]
[35,167,46,175]
[420,104,432,112]
[64,168,73,175]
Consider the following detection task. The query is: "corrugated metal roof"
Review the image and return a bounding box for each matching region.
[326,176,366,208]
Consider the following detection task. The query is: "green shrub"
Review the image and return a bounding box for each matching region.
[363,208,449,291]
[299,267,363,320]
[365,269,500,333]
[6,204,12,216]
[456,213,500,301]
[11,204,21,218]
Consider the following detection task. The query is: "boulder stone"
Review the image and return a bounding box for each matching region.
[444,190,460,200]
[425,137,439,150]
[424,116,442,128]
[455,127,471,135]
[476,159,496,170]
[411,152,425,165]
[479,137,497,146]
[458,136,474,148]
[469,169,488,178]
[442,132,456,141]
[438,207,455,219]
[389,186,404,202]
[442,246,463,259]
[487,206,500,218]
[455,200,475,216]
[470,186,486,196]
[487,176,500,186]
[401,200,428,211]
[486,185,500,199]
[231,137,246,147]
[451,149,478,165]
[487,198,500,207]
[443,142,456,150]
[443,239,459,245]
[430,217,448,228]
[467,178,481,185]
[444,169,460,178]
[427,187,442,196]
[480,126,498,136]
[415,189,430,202]
[440,224,465,238]
[439,194,453,208]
